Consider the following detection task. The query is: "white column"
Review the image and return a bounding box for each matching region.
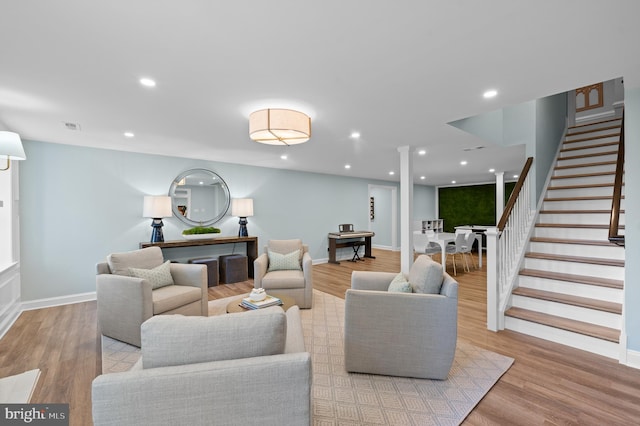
[495,171,504,224]
[485,227,499,331]
[397,146,413,274]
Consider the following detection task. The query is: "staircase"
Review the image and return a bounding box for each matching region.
[504,117,625,360]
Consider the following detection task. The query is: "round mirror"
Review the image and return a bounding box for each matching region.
[168,169,230,227]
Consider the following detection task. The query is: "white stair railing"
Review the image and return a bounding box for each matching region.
[486,157,535,331]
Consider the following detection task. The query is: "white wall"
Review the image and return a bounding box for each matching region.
[19,140,436,302]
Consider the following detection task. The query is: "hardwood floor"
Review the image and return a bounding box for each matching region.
[2,249,640,425]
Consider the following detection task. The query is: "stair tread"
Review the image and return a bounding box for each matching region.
[554,160,616,170]
[568,117,622,129]
[519,268,623,289]
[544,195,624,201]
[560,141,618,153]
[529,236,623,246]
[525,251,625,267]
[566,124,622,137]
[505,307,620,342]
[539,210,625,215]
[563,133,620,144]
[536,223,624,229]
[558,150,618,161]
[512,287,622,314]
[547,183,617,190]
[551,171,615,179]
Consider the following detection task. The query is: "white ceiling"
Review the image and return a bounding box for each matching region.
[1,1,639,186]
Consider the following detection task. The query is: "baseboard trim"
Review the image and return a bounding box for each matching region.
[625,349,640,370]
[21,291,97,311]
[575,109,615,123]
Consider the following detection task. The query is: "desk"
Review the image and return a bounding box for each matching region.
[140,236,258,278]
[430,232,483,269]
[328,231,375,264]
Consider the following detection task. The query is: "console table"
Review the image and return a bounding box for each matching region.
[140,236,258,278]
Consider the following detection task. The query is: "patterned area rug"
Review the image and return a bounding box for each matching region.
[102,291,514,425]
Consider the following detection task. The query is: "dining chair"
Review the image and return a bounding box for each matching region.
[445,232,468,276]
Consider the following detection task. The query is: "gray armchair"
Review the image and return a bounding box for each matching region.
[96,246,208,347]
[254,239,313,308]
[344,255,458,379]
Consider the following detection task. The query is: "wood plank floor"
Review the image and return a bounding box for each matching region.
[2,249,640,425]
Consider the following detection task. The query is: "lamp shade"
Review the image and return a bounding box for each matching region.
[0,131,26,160]
[143,196,173,218]
[249,109,311,145]
[231,198,254,217]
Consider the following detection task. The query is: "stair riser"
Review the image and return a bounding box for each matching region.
[528,241,625,260]
[556,153,617,167]
[553,164,616,176]
[565,129,621,141]
[546,186,618,198]
[562,136,620,150]
[517,275,623,303]
[560,144,619,157]
[550,173,617,186]
[567,120,621,134]
[534,226,612,240]
[523,257,624,280]
[504,316,619,359]
[511,295,621,328]
[537,213,625,226]
[542,199,624,210]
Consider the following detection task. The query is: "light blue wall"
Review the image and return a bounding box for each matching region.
[624,87,639,352]
[449,109,504,145]
[19,140,436,301]
[535,92,568,201]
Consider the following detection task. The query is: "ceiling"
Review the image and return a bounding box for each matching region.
[1,1,639,186]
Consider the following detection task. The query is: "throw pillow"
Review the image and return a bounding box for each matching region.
[388,272,412,293]
[268,249,302,272]
[128,260,174,290]
[408,255,444,294]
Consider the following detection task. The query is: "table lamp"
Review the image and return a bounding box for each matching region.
[231,198,253,237]
[143,195,173,243]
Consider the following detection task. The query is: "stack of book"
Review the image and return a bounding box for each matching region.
[241,294,283,310]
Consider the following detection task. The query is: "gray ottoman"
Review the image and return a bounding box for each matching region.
[188,257,219,287]
[219,254,248,284]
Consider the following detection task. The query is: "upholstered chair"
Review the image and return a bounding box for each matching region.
[96,246,208,347]
[253,239,313,309]
[344,255,458,380]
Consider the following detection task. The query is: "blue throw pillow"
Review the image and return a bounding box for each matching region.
[388,272,412,293]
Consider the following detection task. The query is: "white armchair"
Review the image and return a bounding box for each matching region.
[254,239,313,308]
[96,246,208,347]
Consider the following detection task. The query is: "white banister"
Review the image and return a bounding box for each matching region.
[486,159,535,331]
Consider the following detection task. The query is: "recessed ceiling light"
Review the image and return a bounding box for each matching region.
[513,174,518,178]
[350,131,361,139]
[389,171,395,176]
[460,160,468,166]
[124,132,135,138]
[280,154,288,160]
[451,180,456,184]
[489,168,495,173]
[420,176,426,180]
[344,164,351,169]
[199,181,204,185]
[139,77,156,87]
[483,89,497,98]
[418,149,427,155]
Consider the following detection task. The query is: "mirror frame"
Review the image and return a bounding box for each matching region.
[168,168,231,227]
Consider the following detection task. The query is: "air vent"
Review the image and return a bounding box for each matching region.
[63,122,81,131]
[463,145,485,152]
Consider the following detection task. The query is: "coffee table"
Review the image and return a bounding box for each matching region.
[226,293,295,313]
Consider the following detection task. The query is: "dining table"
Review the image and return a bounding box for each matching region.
[430,232,483,269]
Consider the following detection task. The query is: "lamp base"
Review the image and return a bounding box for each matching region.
[150,218,165,243]
[238,217,248,237]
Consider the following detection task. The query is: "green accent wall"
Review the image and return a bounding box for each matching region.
[438,182,515,232]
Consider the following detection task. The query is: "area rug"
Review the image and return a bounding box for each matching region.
[0,369,40,403]
[102,291,514,425]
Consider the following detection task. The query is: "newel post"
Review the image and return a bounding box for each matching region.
[485,227,500,331]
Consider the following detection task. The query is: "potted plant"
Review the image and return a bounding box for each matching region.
[181,226,222,240]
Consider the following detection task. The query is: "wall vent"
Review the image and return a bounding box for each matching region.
[63,122,81,131]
